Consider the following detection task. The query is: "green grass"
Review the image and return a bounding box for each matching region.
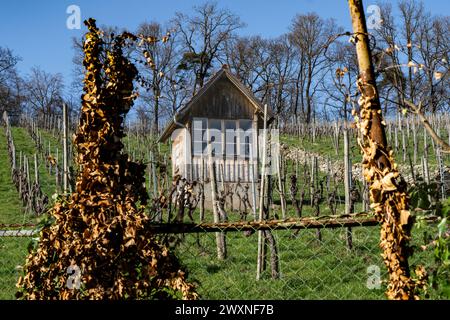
[281,125,450,169]
[176,223,437,299]
[0,126,63,224]
[0,237,31,300]
[0,125,444,300]
[281,133,359,163]
[0,129,27,224]
[11,127,59,198]
[0,127,39,299]
[176,226,385,299]
[0,221,438,300]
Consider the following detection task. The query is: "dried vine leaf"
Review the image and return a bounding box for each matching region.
[346,0,428,299]
[16,18,197,300]
[354,76,420,300]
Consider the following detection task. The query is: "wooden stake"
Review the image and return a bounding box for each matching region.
[343,124,353,249]
[437,148,445,200]
[34,153,39,185]
[257,104,268,280]
[62,103,69,194]
[277,152,287,219]
[208,155,226,260]
[250,148,257,221]
[199,155,205,222]
[412,118,417,164]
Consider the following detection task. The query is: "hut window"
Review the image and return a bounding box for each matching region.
[192,118,207,155]
[209,119,222,157]
[192,118,253,160]
[239,120,253,159]
[225,120,237,158]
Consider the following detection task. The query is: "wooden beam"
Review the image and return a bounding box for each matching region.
[146,213,380,234]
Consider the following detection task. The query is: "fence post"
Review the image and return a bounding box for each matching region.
[344,125,353,249]
[151,151,158,198]
[412,117,418,164]
[257,104,268,281]
[199,155,205,222]
[34,153,39,185]
[250,148,257,221]
[12,141,16,170]
[62,103,69,194]
[437,147,445,200]
[208,157,226,261]
[19,151,23,195]
[277,152,287,219]
[55,147,59,195]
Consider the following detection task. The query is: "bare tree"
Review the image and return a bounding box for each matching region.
[323,42,358,120]
[0,71,25,119]
[267,35,296,123]
[225,35,268,92]
[375,0,448,114]
[25,67,64,117]
[0,47,25,119]
[0,47,19,78]
[289,13,339,123]
[173,1,244,95]
[135,21,178,133]
[398,0,424,104]
[245,38,275,104]
[164,66,191,117]
[415,14,449,113]
[375,1,450,150]
[134,104,152,135]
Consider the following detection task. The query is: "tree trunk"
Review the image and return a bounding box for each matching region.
[348,0,417,300]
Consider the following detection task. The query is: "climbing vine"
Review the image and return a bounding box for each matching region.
[347,0,430,300]
[16,18,198,300]
[353,77,426,299]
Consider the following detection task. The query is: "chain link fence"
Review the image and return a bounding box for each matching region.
[0,227,35,299]
[0,113,444,300]
[0,213,441,300]
[173,221,386,299]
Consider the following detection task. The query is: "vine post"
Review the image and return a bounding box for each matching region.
[62,102,69,194]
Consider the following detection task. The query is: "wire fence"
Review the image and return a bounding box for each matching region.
[0,232,34,299]
[0,211,442,300]
[0,216,386,300]
[171,217,387,300]
[0,113,446,300]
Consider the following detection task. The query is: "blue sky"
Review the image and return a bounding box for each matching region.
[0,0,449,95]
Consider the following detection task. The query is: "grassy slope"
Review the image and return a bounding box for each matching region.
[177,225,386,299]
[0,127,64,225]
[281,125,450,168]
[11,127,58,198]
[0,128,33,300]
[0,126,62,300]
[177,223,436,299]
[0,129,25,224]
[0,237,30,299]
[0,125,441,299]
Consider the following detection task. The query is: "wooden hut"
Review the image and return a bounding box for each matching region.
[159,65,273,209]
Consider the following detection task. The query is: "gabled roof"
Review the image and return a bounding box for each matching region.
[158,65,273,142]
